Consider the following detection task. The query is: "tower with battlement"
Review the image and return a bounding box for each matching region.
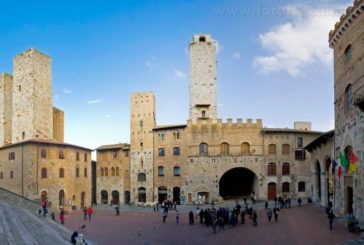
[130,92,156,203]
[189,34,217,121]
[12,48,53,143]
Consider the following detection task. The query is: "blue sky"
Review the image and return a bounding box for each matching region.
[0,0,351,153]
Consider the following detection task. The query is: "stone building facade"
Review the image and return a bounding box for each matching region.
[0,49,92,211]
[97,34,322,205]
[329,0,364,221]
[95,144,130,205]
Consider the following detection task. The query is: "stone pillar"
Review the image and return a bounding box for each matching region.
[320,172,327,206]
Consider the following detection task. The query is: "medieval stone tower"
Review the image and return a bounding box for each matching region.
[130,92,156,203]
[12,48,53,143]
[189,34,217,121]
[0,73,13,145]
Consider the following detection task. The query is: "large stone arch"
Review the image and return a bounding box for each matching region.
[312,159,321,202]
[219,167,259,200]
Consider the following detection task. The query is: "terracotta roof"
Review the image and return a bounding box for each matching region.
[95,143,130,151]
[304,130,335,152]
[0,139,92,151]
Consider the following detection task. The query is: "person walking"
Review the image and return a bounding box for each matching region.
[241,209,245,224]
[211,210,217,234]
[162,209,168,223]
[328,210,335,230]
[267,208,273,222]
[264,201,268,211]
[87,206,93,221]
[189,211,194,225]
[273,206,280,222]
[175,210,180,224]
[298,197,302,207]
[83,207,87,220]
[252,210,258,226]
[115,206,120,216]
[60,209,65,224]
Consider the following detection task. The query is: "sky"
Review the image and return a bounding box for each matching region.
[0,0,352,156]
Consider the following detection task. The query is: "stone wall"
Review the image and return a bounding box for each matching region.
[12,48,53,143]
[53,107,64,142]
[0,73,13,145]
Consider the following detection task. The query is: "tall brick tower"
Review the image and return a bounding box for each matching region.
[189,34,217,121]
[130,92,156,203]
[12,48,53,143]
[0,73,13,145]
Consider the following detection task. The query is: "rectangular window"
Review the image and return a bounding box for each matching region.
[174,132,180,140]
[158,148,165,157]
[84,153,87,162]
[84,168,88,177]
[113,151,118,158]
[297,137,303,148]
[76,152,80,161]
[295,149,306,160]
[159,133,165,141]
[8,152,15,160]
[0,172,3,179]
[10,171,13,179]
[76,168,80,178]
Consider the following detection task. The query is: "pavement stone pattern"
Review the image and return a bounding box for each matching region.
[64,203,360,245]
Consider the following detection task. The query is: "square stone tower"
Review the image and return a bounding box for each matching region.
[0,73,13,145]
[53,107,64,142]
[189,34,217,121]
[12,48,53,143]
[130,92,156,203]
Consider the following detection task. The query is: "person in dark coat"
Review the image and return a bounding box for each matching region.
[241,209,245,224]
[60,209,65,224]
[252,210,258,226]
[328,210,335,230]
[273,207,280,222]
[298,197,302,207]
[264,201,268,211]
[71,231,78,244]
[189,211,194,225]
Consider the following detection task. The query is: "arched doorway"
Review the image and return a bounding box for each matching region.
[124,191,130,205]
[138,187,146,203]
[173,187,181,204]
[59,190,65,207]
[315,161,321,201]
[101,190,108,204]
[219,167,258,199]
[158,186,167,203]
[267,182,276,200]
[111,190,120,205]
[41,191,48,201]
[80,192,85,209]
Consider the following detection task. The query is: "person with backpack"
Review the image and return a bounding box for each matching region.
[328,210,335,230]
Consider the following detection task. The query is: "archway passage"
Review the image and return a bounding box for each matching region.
[101,190,108,204]
[219,167,258,199]
[111,191,120,205]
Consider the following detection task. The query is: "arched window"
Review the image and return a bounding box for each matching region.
[282,182,290,193]
[345,84,353,111]
[174,166,181,176]
[10,171,13,179]
[199,36,206,42]
[104,167,108,177]
[345,44,352,61]
[173,147,180,156]
[344,145,353,164]
[298,181,306,192]
[41,148,46,158]
[41,168,47,178]
[220,142,229,155]
[59,168,64,178]
[241,142,250,155]
[59,150,64,159]
[138,173,146,182]
[158,166,164,176]
[199,143,208,156]
[282,144,290,155]
[282,162,290,175]
[138,187,146,203]
[115,167,119,176]
[100,168,104,176]
[111,167,115,176]
[268,144,276,155]
[76,167,80,177]
[158,148,165,157]
[267,162,276,176]
[0,172,3,179]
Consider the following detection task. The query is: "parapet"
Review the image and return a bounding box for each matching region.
[187,118,263,129]
[329,0,364,48]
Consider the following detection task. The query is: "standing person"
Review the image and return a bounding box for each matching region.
[199,209,204,224]
[189,211,194,225]
[195,207,200,220]
[264,201,268,211]
[328,210,335,230]
[83,207,87,220]
[51,212,55,221]
[267,208,273,222]
[273,206,280,222]
[298,197,302,207]
[236,202,241,215]
[274,196,278,206]
[162,208,168,223]
[175,210,180,224]
[218,215,225,231]
[211,210,217,234]
[288,198,291,208]
[243,197,247,204]
[115,206,120,216]
[41,199,47,217]
[60,209,65,224]
[252,210,258,226]
[87,206,93,221]
[241,209,245,224]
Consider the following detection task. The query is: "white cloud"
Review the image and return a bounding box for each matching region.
[233,52,241,59]
[54,94,59,101]
[174,69,187,80]
[145,56,157,70]
[62,88,72,94]
[215,40,223,53]
[254,4,346,76]
[88,99,102,104]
